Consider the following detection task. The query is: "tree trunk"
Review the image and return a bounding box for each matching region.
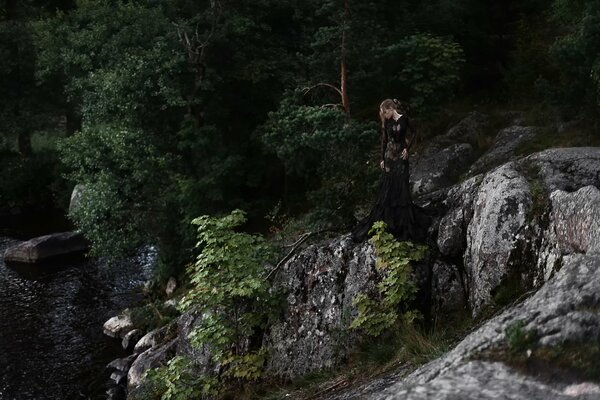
[340,0,351,119]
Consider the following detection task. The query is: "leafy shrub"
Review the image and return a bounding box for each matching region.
[173,209,280,390]
[257,88,379,230]
[350,221,427,337]
[382,33,465,113]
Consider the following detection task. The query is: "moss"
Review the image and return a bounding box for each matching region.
[505,320,538,353]
[476,341,600,383]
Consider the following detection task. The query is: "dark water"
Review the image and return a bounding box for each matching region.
[0,237,156,400]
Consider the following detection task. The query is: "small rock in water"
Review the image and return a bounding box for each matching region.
[103,314,134,339]
[122,329,143,351]
[110,370,127,386]
[106,354,137,372]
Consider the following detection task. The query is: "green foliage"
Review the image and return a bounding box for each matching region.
[57,124,172,257]
[176,209,280,389]
[505,320,538,353]
[535,0,600,118]
[350,221,427,337]
[383,33,465,113]
[141,356,219,400]
[257,88,380,229]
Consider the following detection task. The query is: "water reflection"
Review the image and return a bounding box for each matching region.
[0,237,155,400]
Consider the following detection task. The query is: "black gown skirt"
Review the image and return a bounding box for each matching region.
[351,138,432,244]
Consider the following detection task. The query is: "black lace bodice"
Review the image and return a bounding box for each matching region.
[381,115,415,173]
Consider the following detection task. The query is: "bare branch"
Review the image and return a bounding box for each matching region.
[302,82,343,99]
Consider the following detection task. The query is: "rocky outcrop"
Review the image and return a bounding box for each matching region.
[432,147,600,317]
[466,125,540,176]
[127,339,178,389]
[411,143,474,196]
[3,231,89,264]
[410,112,490,196]
[117,135,599,398]
[464,163,532,315]
[322,252,600,399]
[316,147,600,399]
[263,237,378,379]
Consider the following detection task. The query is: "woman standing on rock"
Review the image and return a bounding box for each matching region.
[351,98,432,243]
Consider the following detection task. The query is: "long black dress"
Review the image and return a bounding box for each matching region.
[351,114,432,244]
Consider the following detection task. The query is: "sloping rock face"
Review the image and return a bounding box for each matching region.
[3,231,89,263]
[322,253,600,399]
[262,234,436,380]
[263,237,377,379]
[464,163,532,314]
[321,148,600,399]
[410,112,489,196]
[466,125,540,176]
[361,253,600,400]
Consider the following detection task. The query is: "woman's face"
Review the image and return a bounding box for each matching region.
[380,107,394,119]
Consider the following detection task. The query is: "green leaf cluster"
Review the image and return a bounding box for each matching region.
[383,33,465,114]
[142,355,219,400]
[350,220,427,337]
[257,88,380,229]
[174,209,280,391]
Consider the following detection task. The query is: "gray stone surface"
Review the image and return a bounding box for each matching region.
[133,321,177,354]
[464,163,532,315]
[443,111,491,144]
[103,314,135,339]
[122,329,143,352]
[320,253,600,399]
[523,147,600,192]
[431,261,466,315]
[263,235,378,379]
[436,174,483,257]
[411,143,474,196]
[550,186,600,255]
[3,231,89,263]
[128,338,178,389]
[467,125,540,176]
[106,355,137,372]
[176,310,218,376]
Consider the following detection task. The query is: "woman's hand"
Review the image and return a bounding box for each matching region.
[380,160,385,169]
[401,148,408,160]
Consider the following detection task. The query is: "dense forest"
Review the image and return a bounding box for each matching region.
[1,0,600,397]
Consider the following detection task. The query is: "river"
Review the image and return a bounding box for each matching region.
[0,235,155,400]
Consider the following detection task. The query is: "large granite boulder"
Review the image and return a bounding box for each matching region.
[524,147,600,192]
[3,231,89,264]
[409,112,490,197]
[434,147,600,316]
[411,143,474,196]
[464,163,532,315]
[263,236,377,379]
[466,126,540,176]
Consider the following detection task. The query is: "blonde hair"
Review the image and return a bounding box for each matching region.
[379,98,408,128]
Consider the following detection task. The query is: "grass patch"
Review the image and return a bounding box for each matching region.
[474,317,600,383]
[126,299,181,332]
[477,339,600,383]
[242,321,474,400]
